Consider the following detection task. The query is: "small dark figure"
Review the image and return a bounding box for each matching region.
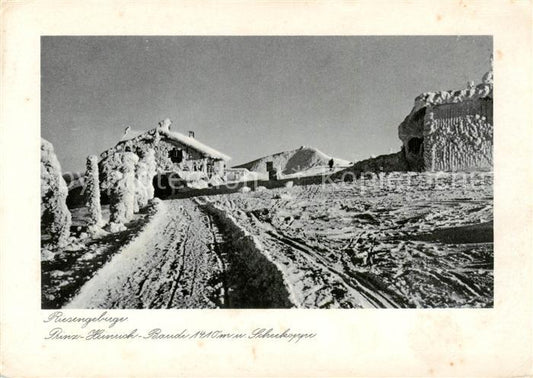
[328,158,334,170]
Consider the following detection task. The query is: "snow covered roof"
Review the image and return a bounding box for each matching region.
[160,129,231,161]
[411,66,493,113]
[119,126,231,161]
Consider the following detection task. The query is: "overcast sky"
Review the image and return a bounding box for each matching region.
[41,36,492,173]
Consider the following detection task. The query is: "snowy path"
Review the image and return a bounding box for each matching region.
[66,200,225,309]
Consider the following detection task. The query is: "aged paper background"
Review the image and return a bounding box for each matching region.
[1,1,532,376]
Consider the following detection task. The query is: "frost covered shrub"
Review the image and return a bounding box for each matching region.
[144,149,157,200]
[102,151,139,227]
[85,155,103,227]
[121,152,139,220]
[101,153,124,226]
[134,149,157,212]
[100,152,122,220]
[100,151,121,188]
[41,138,71,248]
[134,160,148,213]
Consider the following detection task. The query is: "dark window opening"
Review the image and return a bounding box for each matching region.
[408,137,423,155]
[169,148,184,163]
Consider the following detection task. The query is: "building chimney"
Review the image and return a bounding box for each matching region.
[188,131,195,138]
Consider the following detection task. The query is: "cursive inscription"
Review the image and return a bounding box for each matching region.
[43,313,317,343]
[43,311,127,328]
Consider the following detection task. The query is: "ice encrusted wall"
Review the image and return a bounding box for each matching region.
[423,100,493,171]
[398,62,493,172]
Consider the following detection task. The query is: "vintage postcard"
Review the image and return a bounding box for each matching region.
[1,1,532,377]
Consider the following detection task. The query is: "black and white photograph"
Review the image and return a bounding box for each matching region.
[40,36,494,309]
[3,1,533,377]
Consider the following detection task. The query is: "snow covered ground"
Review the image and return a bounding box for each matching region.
[207,171,493,308]
[45,172,493,309]
[62,197,291,309]
[41,203,158,308]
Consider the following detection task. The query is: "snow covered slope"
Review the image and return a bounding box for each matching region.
[234,146,351,176]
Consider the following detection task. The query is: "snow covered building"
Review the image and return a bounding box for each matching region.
[398,62,493,171]
[99,119,231,181]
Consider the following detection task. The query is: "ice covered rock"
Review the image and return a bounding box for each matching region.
[107,222,127,233]
[87,224,108,238]
[41,138,71,248]
[63,239,85,252]
[41,248,55,261]
[284,181,294,189]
